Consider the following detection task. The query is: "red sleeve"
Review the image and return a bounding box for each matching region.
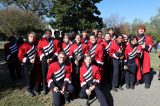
[96,45,104,65]
[146,36,153,52]
[46,64,54,88]
[80,67,86,87]
[83,44,88,55]
[109,42,119,59]
[37,39,44,60]
[68,45,74,58]
[124,46,129,62]
[18,45,26,63]
[64,63,72,83]
[53,39,60,56]
[94,66,101,83]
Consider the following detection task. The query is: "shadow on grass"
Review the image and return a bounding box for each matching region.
[0,63,26,99]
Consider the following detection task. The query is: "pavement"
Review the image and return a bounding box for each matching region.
[68,71,160,106]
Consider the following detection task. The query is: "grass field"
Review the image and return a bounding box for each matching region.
[0,50,159,106]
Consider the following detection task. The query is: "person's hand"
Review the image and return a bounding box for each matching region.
[30,59,35,63]
[89,85,95,91]
[118,49,122,53]
[86,89,91,96]
[124,65,128,70]
[136,50,141,53]
[47,58,52,64]
[141,43,145,49]
[119,56,124,60]
[53,87,59,92]
[60,87,65,94]
[74,60,79,65]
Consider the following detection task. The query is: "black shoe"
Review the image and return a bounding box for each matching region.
[126,84,130,89]
[145,84,150,89]
[130,85,134,89]
[135,81,140,86]
[118,86,124,90]
[26,91,36,97]
[34,90,40,96]
[41,90,47,95]
[112,87,118,92]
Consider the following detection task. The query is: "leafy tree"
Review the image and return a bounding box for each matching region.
[0,0,53,17]
[0,8,45,37]
[49,0,103,32]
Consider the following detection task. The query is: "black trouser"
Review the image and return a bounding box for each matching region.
[143,72,151,85]
[112,59,122,88]
[23,63,36,92]
[103,55,113,85]
[125,63,137,86]
[79,84,108,106]
[52,83,74,106]
[41,56,49,91]
[71,59,81,96]
[7,57,21,80]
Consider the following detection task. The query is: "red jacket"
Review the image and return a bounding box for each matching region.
[18,42,36,63]
[100,40,112,54]
[137,35,153,74]
[47,61,72,88]
[109,41,122,59]
[80,64,101,87]
[88,43,104,65]
[4,42,18,61]
[125,43,142,81]
[37,38,60,60]
[61,42,72,56]
[81,37,90,45]
[97,38,103,44]
[69,43,88,59]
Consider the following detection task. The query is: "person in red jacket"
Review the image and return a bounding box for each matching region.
[136,25,153,88]
[109,34,125,92]
[124,35,142,89]
[61,33,72,56]
[81,30,90,45]
[97,30,103,44]
[18,32,39,96]
[4,36,21,80]
[68,34,88,96]
[108,27,116,41]
[79,55,108,106]
[37,29,60,94]
[88,33,104,74]
[47,51,74,106]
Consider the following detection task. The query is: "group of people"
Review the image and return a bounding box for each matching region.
[4,25,153,106]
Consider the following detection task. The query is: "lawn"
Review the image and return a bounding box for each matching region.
[0,50,159,106]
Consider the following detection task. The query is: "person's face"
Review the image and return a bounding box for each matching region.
[98,32,103,38]
[123,34,128,42]
[58,54,66,64]
[28,34,35,43]
[84,57,92,66]
[108,30,114,35]
[82,32,88,38]
[75,35,81,43]
[45,31,52,39]
[131,38,137,45]
[93,29,98,35]
[116,36,123,43]
[90,36,96,44]
[63,35,69,43]
[104,34,111,41]
[138,28,145,35]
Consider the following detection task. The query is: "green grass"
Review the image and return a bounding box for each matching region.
[150,51,160,71]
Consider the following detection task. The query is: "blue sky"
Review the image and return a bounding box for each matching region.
[96,0,160,23]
